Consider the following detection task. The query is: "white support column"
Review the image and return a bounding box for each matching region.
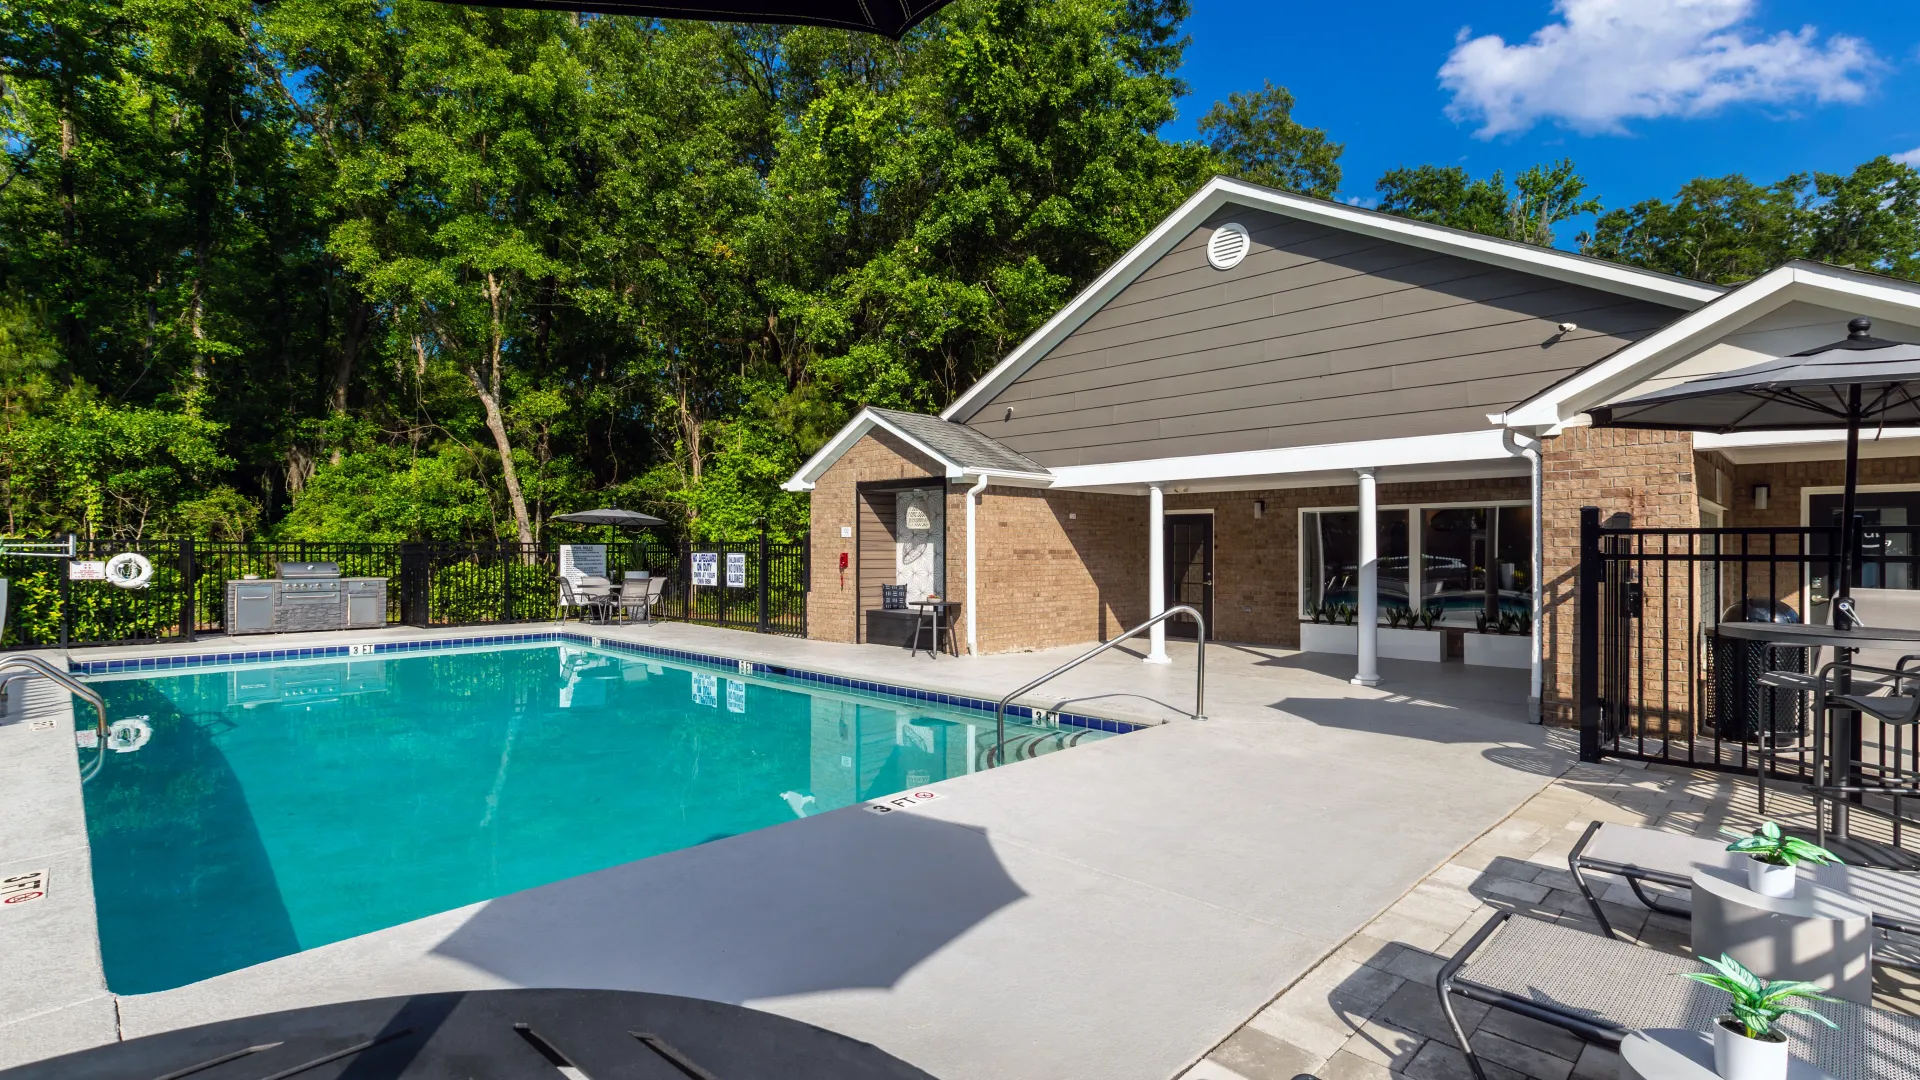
[1352,467,1382,687]
[1145,483,1170,664]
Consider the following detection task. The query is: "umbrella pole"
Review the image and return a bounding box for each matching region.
[1833,386,1863,837]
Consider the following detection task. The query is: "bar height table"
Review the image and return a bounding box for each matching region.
[1716,622,1920,839]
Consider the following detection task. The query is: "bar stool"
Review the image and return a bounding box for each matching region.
[1815,660,1920,850]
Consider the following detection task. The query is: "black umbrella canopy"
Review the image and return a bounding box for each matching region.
[1588,317,1920,629]
[430,0,951,38]
[1589,318,1920,433]
[551,507,667,529]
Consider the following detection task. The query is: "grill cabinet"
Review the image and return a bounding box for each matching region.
[224,562,388,635]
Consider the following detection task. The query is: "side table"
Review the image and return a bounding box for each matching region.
[1691,866,1875,1005]
[1620,1028,1833,1080]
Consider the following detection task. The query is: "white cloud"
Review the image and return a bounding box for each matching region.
[1896,147,1920,167]
[1440,0,1880,138]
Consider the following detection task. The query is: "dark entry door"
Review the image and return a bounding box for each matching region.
[1164,513,1213,639]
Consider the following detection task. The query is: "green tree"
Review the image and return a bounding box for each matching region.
[1376,159,1600,247]
[1198,80,1342,198]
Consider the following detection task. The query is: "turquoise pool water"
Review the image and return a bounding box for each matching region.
[82,643,1112,993]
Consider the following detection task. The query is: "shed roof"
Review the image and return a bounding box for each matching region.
[782,407,1053,491]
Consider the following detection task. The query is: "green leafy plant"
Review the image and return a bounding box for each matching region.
[1418,606,1439,630]
[1474,610,1489,633]
[1387,606,1409,629]
[1339,603,1356,626]
[1722,822,1842,868]
[1684,953,1837,1041]
[1307,602,1324,624]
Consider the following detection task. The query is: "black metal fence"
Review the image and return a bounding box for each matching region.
[0,529,808,649]
[1576,506,1918,787]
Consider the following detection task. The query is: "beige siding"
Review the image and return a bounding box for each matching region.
[961,208,1684,467]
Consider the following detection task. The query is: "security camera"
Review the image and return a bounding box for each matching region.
[1557,322,1578,334]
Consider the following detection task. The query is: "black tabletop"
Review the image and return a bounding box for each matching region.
[1,989,940,1080]
[1716,621,1920,652]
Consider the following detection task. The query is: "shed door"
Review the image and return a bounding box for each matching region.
[1164,514,1213,640]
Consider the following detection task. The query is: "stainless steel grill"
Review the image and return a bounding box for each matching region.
[225,563,387,635]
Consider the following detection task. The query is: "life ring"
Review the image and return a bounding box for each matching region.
[107,716,152,753]
[104,552,153,589]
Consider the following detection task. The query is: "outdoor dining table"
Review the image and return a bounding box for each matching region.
[3,988,941,1079]
[1716,621,1920,838]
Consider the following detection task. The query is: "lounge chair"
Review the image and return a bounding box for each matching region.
[1437,911,1920,1080]
[1568,821,1920,961]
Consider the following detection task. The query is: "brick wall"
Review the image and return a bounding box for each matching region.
[971,487,1146,653]
[1539,427,1699,725]
[805,431,948,645]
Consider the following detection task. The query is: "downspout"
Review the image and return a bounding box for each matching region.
[966,474,990,656]
[1504,428,1545,722]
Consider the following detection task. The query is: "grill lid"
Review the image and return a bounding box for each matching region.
[277,561,341,580]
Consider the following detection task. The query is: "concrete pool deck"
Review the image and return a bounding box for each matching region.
[4,622,1560,1079]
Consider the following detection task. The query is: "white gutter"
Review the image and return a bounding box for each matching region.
[965,474,990,656]
[1503,428,1545,721]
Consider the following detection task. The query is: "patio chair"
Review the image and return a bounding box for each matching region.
[1567,820,1920,965]
[615,576,667,624]
[1437,911,1920,1080]
[559,578,613,624]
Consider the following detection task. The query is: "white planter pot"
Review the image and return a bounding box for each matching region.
[1748,859,1797,898]
[1713,1019,1788,1080]
[1379,627,1444,662]
[1299,621,1356,655]
[1463,631,1531,669]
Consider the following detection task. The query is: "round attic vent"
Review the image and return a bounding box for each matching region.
[1206,222,1250,270]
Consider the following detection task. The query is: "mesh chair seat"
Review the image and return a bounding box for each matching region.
[1442,913,1920,1080]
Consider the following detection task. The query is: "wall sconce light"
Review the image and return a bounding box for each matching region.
[1752,484,1770,511]
[1253,499,1266,519]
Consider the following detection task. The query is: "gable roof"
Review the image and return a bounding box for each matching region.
[1501,261,1920,430]
[781,407,1052,492]
[941,175,1725,424]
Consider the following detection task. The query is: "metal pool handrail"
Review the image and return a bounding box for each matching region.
[0,655,110,782]
[991,605,1206,767]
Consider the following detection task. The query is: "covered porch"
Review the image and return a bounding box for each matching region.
[1047,429,1545,706]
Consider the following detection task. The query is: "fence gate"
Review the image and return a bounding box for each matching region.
[1576,505,1920,790]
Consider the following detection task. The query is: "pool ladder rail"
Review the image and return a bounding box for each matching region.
[990,604,1206,768]
[0,653,110,782]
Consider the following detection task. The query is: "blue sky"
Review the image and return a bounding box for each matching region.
[1165,0,1920,244]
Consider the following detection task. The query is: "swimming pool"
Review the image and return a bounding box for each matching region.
[79,636,1125,993]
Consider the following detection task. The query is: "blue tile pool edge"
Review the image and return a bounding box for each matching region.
[68,631,1145,736]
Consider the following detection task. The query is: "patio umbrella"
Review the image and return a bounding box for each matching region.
[430,0,951,38]
[1588,316,1920,626]
[551,508,667,529]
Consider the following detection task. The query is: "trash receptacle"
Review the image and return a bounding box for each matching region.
[1712,598,1805,743]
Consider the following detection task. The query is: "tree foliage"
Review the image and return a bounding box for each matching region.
[1589,156,1920,284]
[1375,159,1600,247]
[1198,79,1341,198]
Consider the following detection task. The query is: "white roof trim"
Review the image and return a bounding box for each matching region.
[1505,263,1920,429]
[941,175,1722,423]
[781,408,1054,491]
[1046,430,1525,492]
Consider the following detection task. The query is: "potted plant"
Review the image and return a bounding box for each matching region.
[1683,953,1836,1080]
[1721,822,1841,898]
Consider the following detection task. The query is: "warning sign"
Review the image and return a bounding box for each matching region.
[1,868,48,909]
[68,561,106,581]
[725,551,747,588]
[691,552,719,587]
